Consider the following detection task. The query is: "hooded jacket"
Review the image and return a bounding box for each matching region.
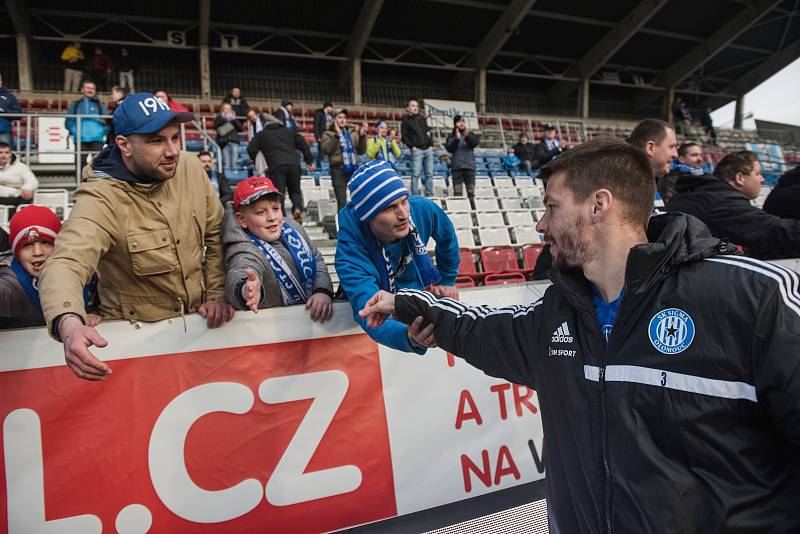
[65,95,109,143]
[763,166,800,220]
[335,195,459,354]
[394,212,800,533]
[0,153,38,197]
[39,146,226,336]
[247,121,312,170]
[221,202,332,309]
[665,172,800,259]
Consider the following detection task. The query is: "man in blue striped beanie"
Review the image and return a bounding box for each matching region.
[335,159,461,353]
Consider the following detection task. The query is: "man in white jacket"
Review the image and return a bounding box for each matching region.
[0,142,38,209]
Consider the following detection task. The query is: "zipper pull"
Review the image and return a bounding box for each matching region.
[599,367,606,391]
[178,296,186,333]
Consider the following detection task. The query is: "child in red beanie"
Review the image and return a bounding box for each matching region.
[0,206,100,329]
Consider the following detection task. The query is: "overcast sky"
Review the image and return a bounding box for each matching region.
[710,56,800,130]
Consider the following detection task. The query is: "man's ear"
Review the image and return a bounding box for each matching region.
[592,189,613,221]
[116,135,131,157]
[645,140,656,157]
[733,172,745,188]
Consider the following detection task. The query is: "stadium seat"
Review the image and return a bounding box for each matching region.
[497,186,519,199]
[526,196,545,210]
[479,227,512,246]
[484,272,526,286]
[448,211,473,229]
[456,228,475,248]
[521,243,546,278]
[500,198,524,210]
[474,184,495,197]
[474,197,499,211]
[33,189,69,219]
[476,211,505,227]
[455,276,476,288]
[513,226,541,244]
[506,210,535,227]
[479,245,519,274]
[446,197,471,212]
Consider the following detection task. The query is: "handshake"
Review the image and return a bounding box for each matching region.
[360,290,442,349]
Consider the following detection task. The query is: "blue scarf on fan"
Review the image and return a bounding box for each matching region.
[11,258,95,312]
[359,214,441,293]
[245,223,316,305]
[340,129,358,174]
[670,161,705,176]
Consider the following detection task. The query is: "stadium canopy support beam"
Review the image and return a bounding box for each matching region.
[706,36,800,111]
[549,0,668,105]
[451,0,537,100]
[6,0,35,91]
[578,79,590,118]
[663,87,674,123]
[337,0,385,103]
[476,69,487,112]
[734,96,744,129]
[198,0,211,100]
[634,0,783,109]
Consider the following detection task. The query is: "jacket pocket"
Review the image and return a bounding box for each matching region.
[127,228,177,276]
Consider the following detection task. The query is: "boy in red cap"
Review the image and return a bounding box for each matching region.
[222,176,334,321]
[0,206,100,329]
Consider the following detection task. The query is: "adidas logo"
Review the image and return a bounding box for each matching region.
[551,321,574,343]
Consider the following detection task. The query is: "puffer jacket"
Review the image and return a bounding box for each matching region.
[65,96,108,143]
[394,212,800,533]
[221,202,332,309]
[39,146,225,336]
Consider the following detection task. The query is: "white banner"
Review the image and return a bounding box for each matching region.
[424,99,480,131]
[36,117,75,164]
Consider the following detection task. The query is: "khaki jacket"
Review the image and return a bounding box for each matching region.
[319,124,366,169]
[39,151,225,336]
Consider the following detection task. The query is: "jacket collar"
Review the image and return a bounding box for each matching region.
[549,212,729,311]
[89,144,159,184]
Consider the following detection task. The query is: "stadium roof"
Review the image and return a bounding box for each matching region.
[1,0,798,117]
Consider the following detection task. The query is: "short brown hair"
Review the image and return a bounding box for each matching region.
[539,138,655,229]
[628,119,673,150]
[714,150,758,183]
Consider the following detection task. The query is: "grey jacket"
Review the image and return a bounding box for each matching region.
[222,203,333,310]
[0,262,44,329]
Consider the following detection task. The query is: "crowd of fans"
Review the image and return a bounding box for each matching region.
[0,56,798,381]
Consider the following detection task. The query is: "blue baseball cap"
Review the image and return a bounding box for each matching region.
[113,92,194,136]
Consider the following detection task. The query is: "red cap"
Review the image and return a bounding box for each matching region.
[9,205,62,257]
[233,176,284,209]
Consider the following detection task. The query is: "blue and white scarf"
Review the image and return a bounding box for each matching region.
[373,135,398,168]
[11,258,96,312]
[245,223,316,305]
[340,129,358,175]
[360,214,441,293]
[670,161,705,176]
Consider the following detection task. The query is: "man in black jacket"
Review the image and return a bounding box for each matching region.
[360,138,800,533]
[666,150,800,259]
[197,151,232,205]
[763,165,800,220]
[313,101,333,166]
[445,115,480,208]
[629,118,678,178]
[247,114,313,220]
[512,132,536,175]
[657,141,704,203]
[222,87,249,118]
[533,123,567,168]
[400,99,434,196]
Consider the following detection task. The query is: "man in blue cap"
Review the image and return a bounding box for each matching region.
[39,92,234,381]
[335,159,460,353]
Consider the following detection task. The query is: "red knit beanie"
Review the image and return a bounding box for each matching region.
[9,206,61,257]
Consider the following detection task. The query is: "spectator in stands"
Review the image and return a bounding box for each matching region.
[222,176,333,320]
[154,90,190,113]
[699,106,717,146]
[116,47,136,93]
[763,166,800,220]
[503,148,521,173]
[359,139,800,534]
[512,132,536,174]
[214,102,244,173]
[0,206,101,329]
[0,142,37,209]
[658,142,705,203]
[666,150,800,259]
[445,115,480,208]
[366,120,401,168]
[65,80,109,169]
[0,82,22,146]
[198,150,232,205]
[245,107,270,135]
[320,108,367,212]
[274,99,298,132]
[401,99,434,196]
[105,85,129,145]
[313,101,334,165]
[40,93,234,380]
[671,96,691,135]
[222,87,249,118]
[335,160,459,353]
[60,41,84,92]
[534,123,567,168]
[628,118,678,178]
[85,47,112,92]
[247,113,313,222]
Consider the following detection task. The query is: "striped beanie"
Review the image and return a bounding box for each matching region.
[347,160,408,221]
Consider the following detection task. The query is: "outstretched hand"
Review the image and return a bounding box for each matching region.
[240,268,261,313]
[359,290,396,328]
